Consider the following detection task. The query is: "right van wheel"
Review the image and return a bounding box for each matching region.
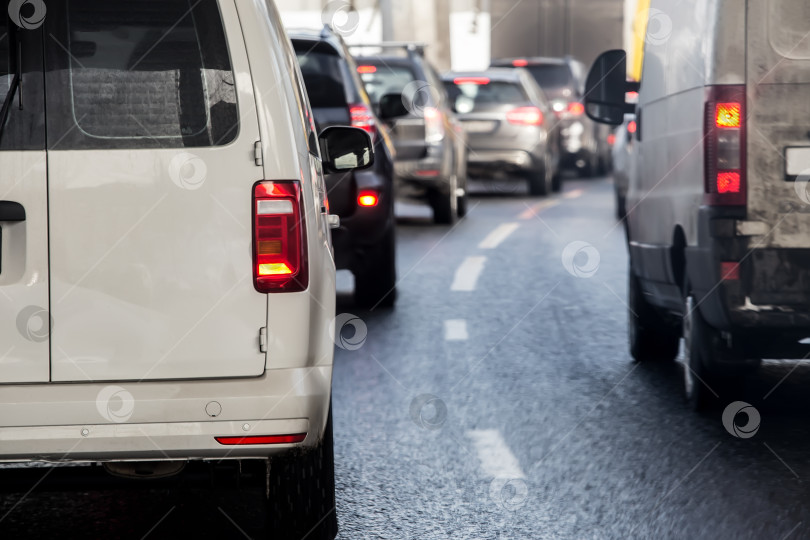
[628,269,680,363]
[265,406,338,540]
[430,187,457,225]
[681,295,748,411]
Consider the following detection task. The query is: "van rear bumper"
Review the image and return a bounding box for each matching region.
[688,206,810,335]
[0,366,331,462]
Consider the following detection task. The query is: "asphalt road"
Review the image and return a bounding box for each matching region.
[4,177,810,539]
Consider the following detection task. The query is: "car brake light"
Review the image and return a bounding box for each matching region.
[704,85,746,206]
[567,102,585,116]
[454,77,491,85]
[350,104,378,144]
[721,262,741,281]
[423,106,445,143]
[357,65,377,74]
[507,106,544,126]
[627,120,637,134]
[512,59,529,67]
[215,433,307,445]
[358,191,379,207]
[607,133,616,146]
[253,181,308,293]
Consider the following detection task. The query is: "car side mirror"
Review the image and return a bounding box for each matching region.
[378,93,410,120]
[318,126,375,174]
[584,50,638,126]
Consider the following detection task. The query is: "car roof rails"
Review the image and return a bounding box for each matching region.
[348,42,428,56]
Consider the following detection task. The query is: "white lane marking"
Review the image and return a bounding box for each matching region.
[479,222,520,249]
[563,188,585,199]
[444,319,469,341]
[451,256,487,292]
[466,429,526,479]
[519,199,560,220]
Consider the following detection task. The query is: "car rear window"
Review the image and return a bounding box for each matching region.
[357,64,416,104]
[526,65,574,97]
[296,50,349,109]
[443,80,528,112]
[44,0,239,149]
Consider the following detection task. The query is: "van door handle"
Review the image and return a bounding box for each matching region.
[0,201,25,222]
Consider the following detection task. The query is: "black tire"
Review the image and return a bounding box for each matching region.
[682,295,747,411]
[628,269,679,363]
[615,191,627,220]
[266,405,338,540]
[457,190,468,218]
[430,188,456,225]
[552,171,563,193]
[354,226,397,309]
[528,164,550,196]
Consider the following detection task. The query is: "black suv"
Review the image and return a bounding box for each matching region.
[352,44,468,224]
[290,27,397,308]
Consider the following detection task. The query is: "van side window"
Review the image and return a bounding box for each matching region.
[44,0,239,150]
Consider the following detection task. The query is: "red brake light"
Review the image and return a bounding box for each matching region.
[215,434,307,445]
[357,65,377,74]
[358,191,379,207]
[253,181,308,293]
[350,104,378,143]
[507,106,544,126]
[716,102,741,128]
[721,262,741,281]
[567,102,585,116]
[454,77,490,85]
[627,120,637,134]
[704,85,746,206]
[512,59,529,67]
[607,133,616,146]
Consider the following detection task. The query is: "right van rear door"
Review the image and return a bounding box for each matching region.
[747,0,810,249]
[43,0,268,382]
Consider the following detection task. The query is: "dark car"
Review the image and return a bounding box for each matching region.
[352,44,468,224]
[442,69,561,196]
[290,27,397,308]
[491,56,612,177]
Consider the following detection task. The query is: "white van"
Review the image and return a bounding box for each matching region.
[0,1,373,537]
[585,0,810,409]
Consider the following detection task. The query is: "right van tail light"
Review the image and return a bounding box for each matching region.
[253,181,308,293]
[704,85,746,206]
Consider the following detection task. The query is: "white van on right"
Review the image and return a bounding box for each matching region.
[585,0,810,409]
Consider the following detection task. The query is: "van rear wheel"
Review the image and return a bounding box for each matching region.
[265,405,338,539]
[628,269,679,362]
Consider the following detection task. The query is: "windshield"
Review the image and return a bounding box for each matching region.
[443,80,528,112]
[358,64,416,104]
[526,65,575,98]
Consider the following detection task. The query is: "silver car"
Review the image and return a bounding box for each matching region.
[442,69,561,196]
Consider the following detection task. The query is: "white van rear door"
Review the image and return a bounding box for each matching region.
[747,0,810,248]
[0,25,50,383]
[44,0,267,382]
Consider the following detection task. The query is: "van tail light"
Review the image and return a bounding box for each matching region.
[424,106,445,144]
[704,85,746,206]
[253,181,308,293]
[350,104,378,144]
[507,106,544,126]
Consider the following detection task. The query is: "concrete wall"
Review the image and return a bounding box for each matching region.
[490,0,623,67]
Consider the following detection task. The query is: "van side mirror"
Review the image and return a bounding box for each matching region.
[584,50,637,126]
[378,93,410,120]
[318,126,375,174]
